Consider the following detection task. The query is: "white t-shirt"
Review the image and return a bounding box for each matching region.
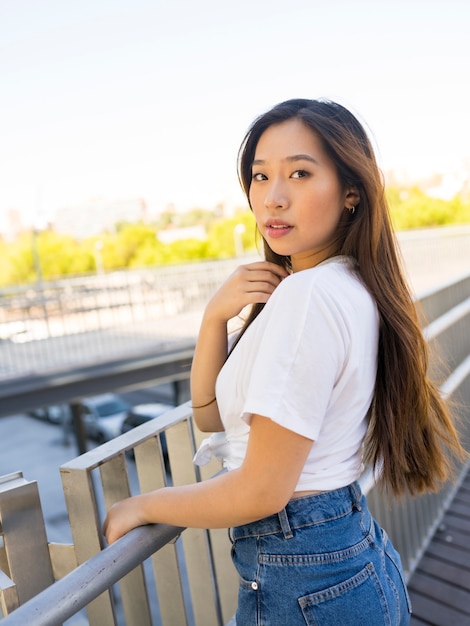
[195,256,379,492]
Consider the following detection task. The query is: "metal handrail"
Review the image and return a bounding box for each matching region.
[0,343,195,419]
[0,524,183,626]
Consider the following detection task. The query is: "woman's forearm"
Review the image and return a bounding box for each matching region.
[142,470,278,528]
[190,311,227,431]
[103,414,313,544]
[104,468,283,544]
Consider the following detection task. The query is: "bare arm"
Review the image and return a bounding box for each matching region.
[190,261,288,432]
[103,414,313,542]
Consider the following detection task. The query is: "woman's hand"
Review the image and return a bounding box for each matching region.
[191,261,288,433]
[205,261,289,323]
[103,494,149,544]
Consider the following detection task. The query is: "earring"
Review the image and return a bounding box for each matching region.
[348,205,356,214]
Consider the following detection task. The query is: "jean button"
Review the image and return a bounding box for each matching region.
[251,582,258,590]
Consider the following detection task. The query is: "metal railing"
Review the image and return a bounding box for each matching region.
[1,265,470,624]
[0,403,240,626]
[0,344,195,419]
[0,257,256,379]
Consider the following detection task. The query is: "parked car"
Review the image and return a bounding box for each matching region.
[121,402,174,461]
[28,404,69,424]
[80,394,131,443]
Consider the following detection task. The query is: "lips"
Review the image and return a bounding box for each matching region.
[265,221,293,238]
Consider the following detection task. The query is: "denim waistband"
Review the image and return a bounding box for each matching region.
[231,482,364,540]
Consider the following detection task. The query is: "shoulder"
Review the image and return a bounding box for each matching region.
[278,257,369,302]
[270,257,377,329]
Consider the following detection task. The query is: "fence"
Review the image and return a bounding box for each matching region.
[0,268,469,624]
[0,257,252,379]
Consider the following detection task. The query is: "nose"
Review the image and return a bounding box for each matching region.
[264,179,288,210]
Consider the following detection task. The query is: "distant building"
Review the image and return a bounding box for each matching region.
[385,163,470,201]
[0,209,25,241]
[426,172,466,201]
[52,197,155,238]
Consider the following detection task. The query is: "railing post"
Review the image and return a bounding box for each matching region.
[70,401,88,454]
[0,472,54,610]
[0,570,19,616]
[60,465,117,625]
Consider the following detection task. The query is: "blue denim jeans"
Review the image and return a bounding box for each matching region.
[230,482,411,626]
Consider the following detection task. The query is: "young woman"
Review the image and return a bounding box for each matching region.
[104,99,466,625]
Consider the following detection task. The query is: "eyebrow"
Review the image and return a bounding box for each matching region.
[252,154,319,166]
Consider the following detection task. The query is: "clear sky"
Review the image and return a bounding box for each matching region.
[1,0,469,228]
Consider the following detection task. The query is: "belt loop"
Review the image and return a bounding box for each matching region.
[349,482,362,510]
[277,507,294,539]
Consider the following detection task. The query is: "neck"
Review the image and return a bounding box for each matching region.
[291,242,341,273]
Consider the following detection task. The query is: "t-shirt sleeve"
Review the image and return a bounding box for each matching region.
[241,273,348,441]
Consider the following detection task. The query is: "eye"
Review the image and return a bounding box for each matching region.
[291,169,310,179]
[252,172,267,182]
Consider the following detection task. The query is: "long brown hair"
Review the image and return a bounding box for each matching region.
[236,98,466,496]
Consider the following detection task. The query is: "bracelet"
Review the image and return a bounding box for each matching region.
[191,397,217,409]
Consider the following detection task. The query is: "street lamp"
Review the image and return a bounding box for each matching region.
[31,220,51,338]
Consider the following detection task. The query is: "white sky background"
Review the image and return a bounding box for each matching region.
[1,0,469,228]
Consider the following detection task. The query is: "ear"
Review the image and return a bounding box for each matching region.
[344,186,360,210]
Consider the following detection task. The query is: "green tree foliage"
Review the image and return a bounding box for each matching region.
[1,230,93,285]
[387,187,470,230]
[130,237,209,267]
[2,233,36,285]
[206,212,258,258]
[37,230,93,278]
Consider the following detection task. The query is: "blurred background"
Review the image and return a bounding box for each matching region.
[1,0,469,271]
